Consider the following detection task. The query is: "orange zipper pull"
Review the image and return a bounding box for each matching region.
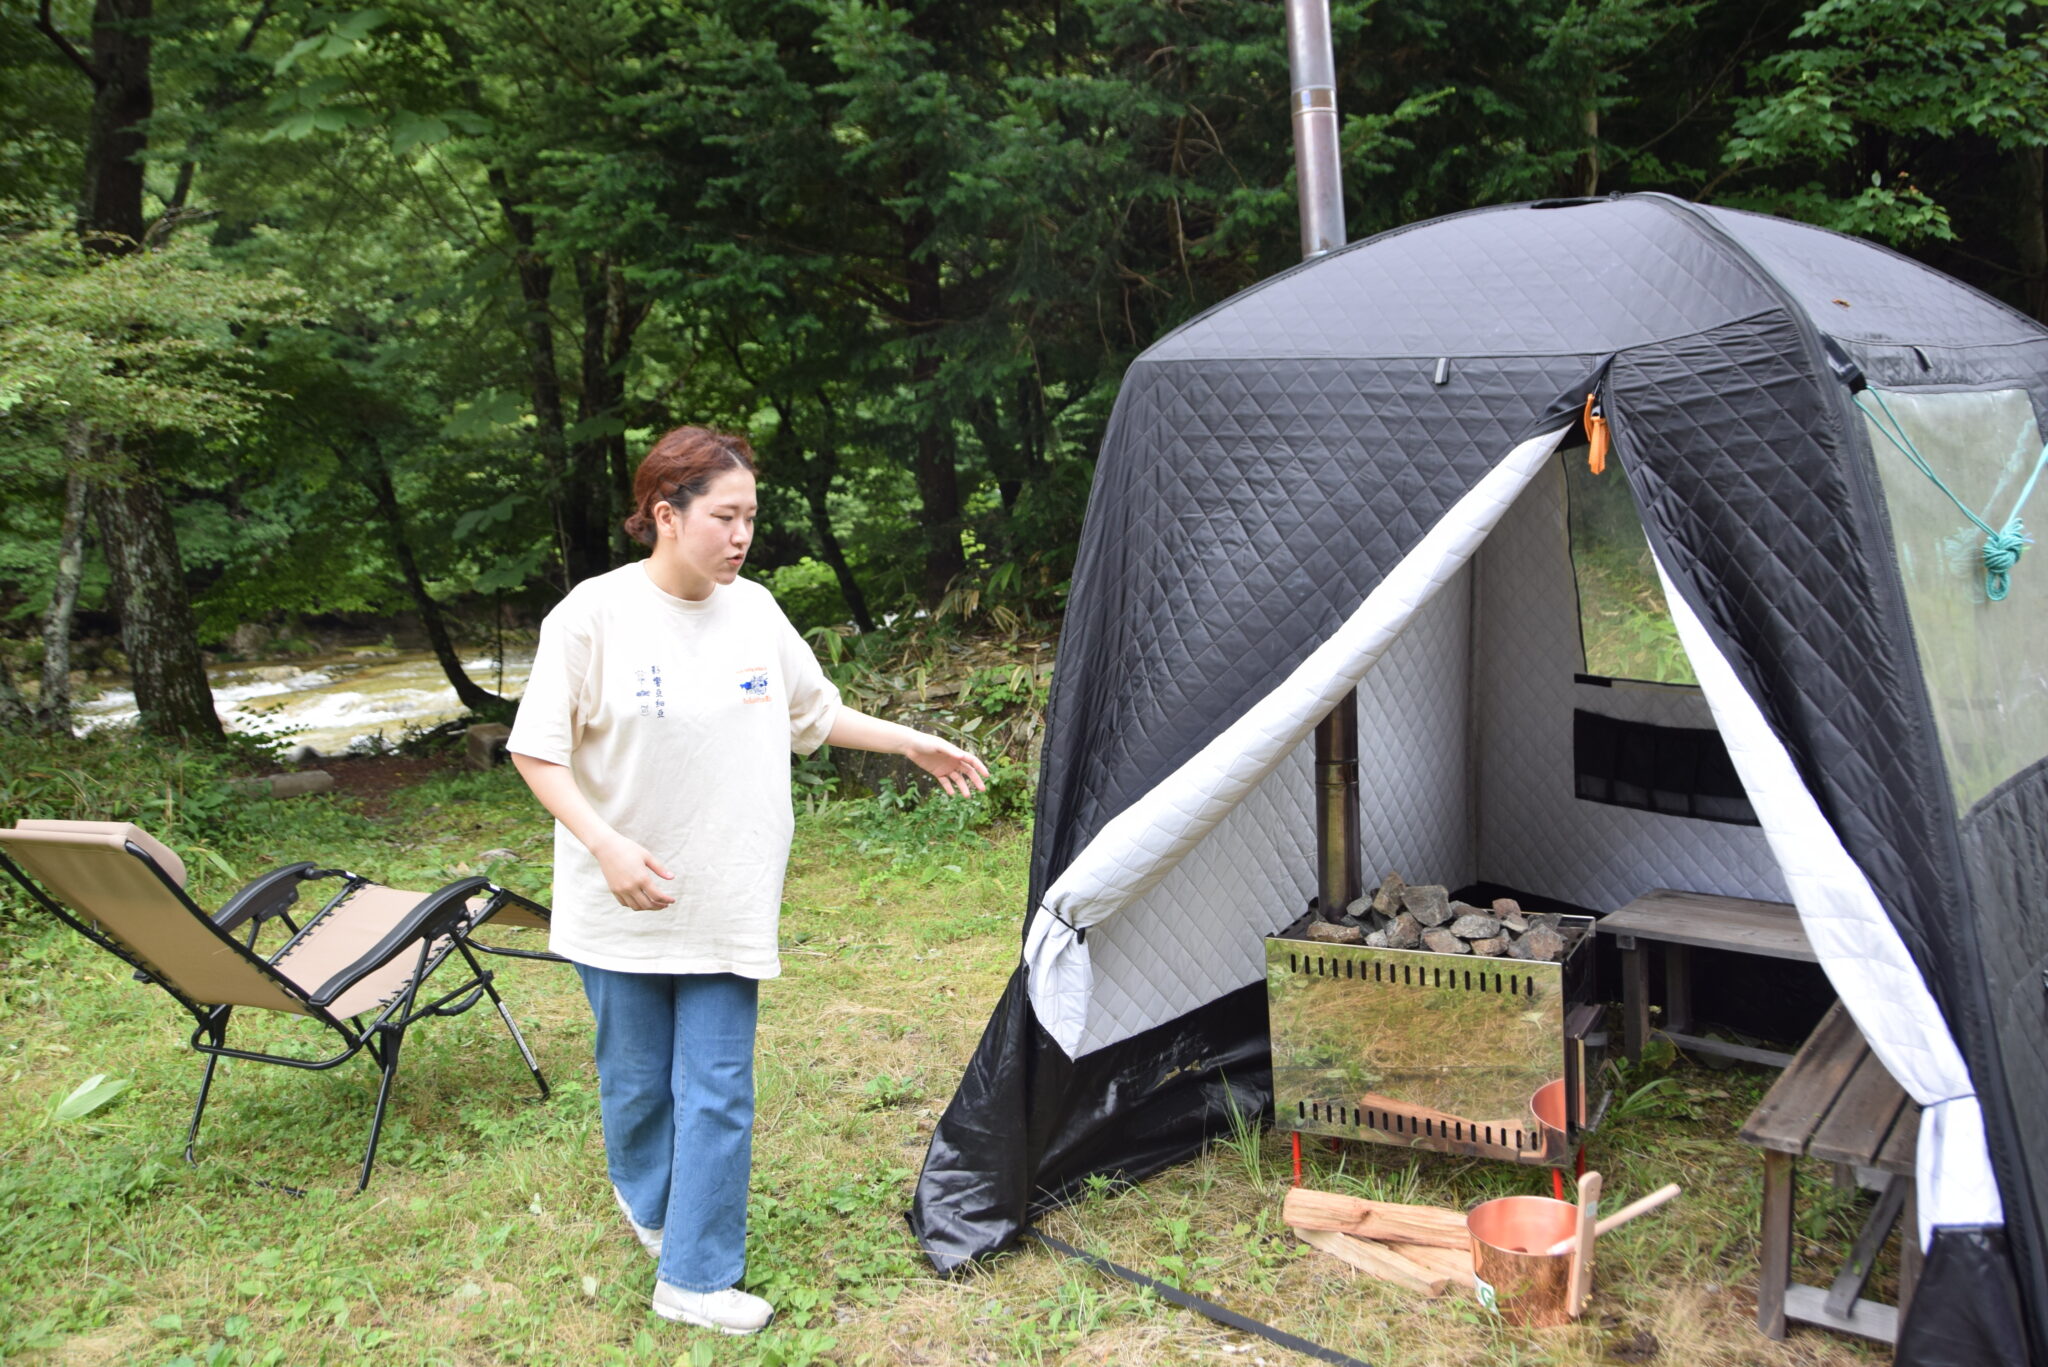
[1583,393,1609,475]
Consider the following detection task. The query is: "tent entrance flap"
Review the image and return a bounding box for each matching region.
[1024,425,1569,1060]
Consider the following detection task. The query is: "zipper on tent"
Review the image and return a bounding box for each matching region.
[1582,392,1611,474]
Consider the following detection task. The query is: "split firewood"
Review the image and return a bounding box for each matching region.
[1282,1187,1470,1249]
[1295,1227,1450,1296]
[1379,1239,1479,1292]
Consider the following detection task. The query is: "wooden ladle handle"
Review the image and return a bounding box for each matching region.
[1544,1183,1681,1256]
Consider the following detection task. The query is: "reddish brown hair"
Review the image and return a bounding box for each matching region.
[623,426,756,546]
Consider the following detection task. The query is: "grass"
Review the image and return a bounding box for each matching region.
[1573,545,1697,689]
[0,745,1900,1366]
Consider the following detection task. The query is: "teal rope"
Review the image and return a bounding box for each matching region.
[1855,389,2048,601]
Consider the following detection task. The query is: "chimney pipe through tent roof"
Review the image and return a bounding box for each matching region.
[1286,0,1346,260]
[1286,0,1362,920]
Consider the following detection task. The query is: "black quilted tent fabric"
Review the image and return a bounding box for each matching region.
[910,194,2048,1362]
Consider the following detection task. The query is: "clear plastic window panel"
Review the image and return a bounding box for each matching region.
[1862,387,2048,814]
[1562,445,1698,686]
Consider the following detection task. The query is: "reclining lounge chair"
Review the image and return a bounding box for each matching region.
[0,819,559,1191]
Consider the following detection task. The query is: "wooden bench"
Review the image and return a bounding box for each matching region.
[1738,1001,1922,1344]
[1597,888,1814,1067]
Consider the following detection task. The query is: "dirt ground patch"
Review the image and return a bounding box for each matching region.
[316,751,467,814]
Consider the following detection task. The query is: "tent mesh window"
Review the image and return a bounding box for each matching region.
[1562,445,1697,686]
[1572,708,1758,825]
[1860,387,2048,813]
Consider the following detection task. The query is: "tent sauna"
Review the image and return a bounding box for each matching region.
[912,193,2048,1362]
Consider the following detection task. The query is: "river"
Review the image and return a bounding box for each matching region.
[75,649,533,757]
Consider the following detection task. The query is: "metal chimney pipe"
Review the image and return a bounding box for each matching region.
[1286,0,1362,920]
[1286,0,1346,258]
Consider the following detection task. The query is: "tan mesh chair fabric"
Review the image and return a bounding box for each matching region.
[0,822,304,1014]
[14,819,187,887]
[482,899,549,931]
[271,885,455,1018]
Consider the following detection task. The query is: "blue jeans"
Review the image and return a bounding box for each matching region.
[575,965,759,1292]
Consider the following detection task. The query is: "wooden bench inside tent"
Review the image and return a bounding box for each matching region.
[1739,1001,1921,1344]
[1597,888,1815,1067]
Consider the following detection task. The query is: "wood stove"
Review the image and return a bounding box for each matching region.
[1266,912,1608,1164]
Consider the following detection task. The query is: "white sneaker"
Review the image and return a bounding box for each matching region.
[612,1186,662,1260]
[651,1282,773,1335]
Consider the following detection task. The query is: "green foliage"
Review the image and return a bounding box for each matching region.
[832,776,999,871]
[0,728,376,926]
[806,617,1054,782]
[857,1072,921,1110]
[0,216,304,440]
[1574,541,1698,685]
[1567,452,1696,685]
[758,558,848,635]
[1724,0,2048,243]
[48,1073,133,1124]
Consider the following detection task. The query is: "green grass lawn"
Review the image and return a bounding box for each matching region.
[0,744,1896,1366]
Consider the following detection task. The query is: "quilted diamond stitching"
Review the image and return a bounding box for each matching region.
[1698,205,2042,351]
[1608,314,1971,1035]
[1032,354,1598,900]
[1147,199,1779,363]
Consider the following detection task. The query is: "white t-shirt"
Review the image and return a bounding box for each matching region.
[506,563,840,977]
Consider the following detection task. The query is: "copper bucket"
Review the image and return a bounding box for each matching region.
[1467,1195,1578,1327]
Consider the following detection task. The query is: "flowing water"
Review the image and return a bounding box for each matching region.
[75,649,533,756]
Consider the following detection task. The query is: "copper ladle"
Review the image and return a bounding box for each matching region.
[1540,1182,1682,1256]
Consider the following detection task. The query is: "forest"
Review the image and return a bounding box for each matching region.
[5,0,2048,742]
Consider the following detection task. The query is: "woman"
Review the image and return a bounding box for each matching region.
[507,426,987,1334]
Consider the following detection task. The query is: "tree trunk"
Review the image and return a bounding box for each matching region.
[162,0,276,223]
[573,255,632,571]
[363,459,507,716]
[802,445,876,633]
[904,210,965,601]
[2019,147,2048,324]
[80,0,152,250]
[971,398,1024,516]
[42,0,221,742]
[92,439,223,740]
[34,445,91,734]
[1573,79,1599,198]
[0,656,27,729]
[492,175,609,588]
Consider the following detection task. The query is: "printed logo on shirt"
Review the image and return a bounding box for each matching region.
[736,666,772,703]
[635,664,666,719]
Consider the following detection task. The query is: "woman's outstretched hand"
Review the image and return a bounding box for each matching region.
[824,708,991,797]
[906,733,991,797]
[592,832,677,910]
